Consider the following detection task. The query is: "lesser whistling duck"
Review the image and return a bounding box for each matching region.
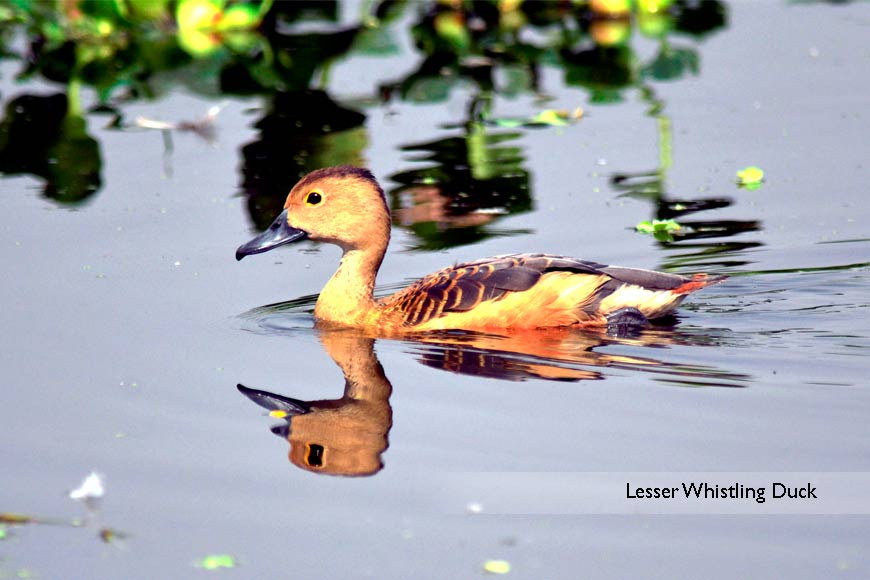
[236,166,726,331]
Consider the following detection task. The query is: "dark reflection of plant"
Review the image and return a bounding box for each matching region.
[611,83,762,272]
[0,93,101,204]
[373,0,730,249]
[1,0,730,211]
[374,0,728,105]
[558,1,726,101]
[388,96,533,251]
[239,90,367,230]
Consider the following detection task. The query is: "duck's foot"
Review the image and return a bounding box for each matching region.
[605,307,649,337]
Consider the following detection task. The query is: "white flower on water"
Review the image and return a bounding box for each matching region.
[69,471,105,501]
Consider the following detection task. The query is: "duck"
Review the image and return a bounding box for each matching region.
[236,166,726,332]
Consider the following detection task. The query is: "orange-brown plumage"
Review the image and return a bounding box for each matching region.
[236,166,727,331]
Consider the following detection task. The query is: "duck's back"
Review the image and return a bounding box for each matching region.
[378,253,725,331]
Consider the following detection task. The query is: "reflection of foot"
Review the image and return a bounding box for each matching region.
[606,307,649,337]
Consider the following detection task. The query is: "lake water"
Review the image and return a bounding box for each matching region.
[1,1,869,578]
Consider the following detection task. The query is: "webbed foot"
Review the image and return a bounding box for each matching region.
[606,307,649,337]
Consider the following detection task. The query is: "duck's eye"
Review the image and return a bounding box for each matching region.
[306,443,324,467]
[305,191,322,206]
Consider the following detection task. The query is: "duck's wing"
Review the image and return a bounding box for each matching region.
[383,254,554,326]
[382,253,725,328]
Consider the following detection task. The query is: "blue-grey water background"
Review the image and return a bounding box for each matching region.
[1,1,869,578]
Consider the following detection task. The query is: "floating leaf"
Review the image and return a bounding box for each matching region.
[530,109,570,126]
[636,219,681,233]
[636,219,683,242]
[736,166,764,188]
[490,108,582,129]
[483,559,512,574]
[197,554,237,570]
[492,118,524,128]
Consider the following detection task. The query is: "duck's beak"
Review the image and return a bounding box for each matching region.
[236,209,308,261]
[237,384,310,416]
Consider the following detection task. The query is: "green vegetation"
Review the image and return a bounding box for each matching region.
[0,0,729,250]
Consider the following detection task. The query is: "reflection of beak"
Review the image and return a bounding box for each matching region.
[270,424,290,438]
[237,384,310,416]
[236,209,307,261]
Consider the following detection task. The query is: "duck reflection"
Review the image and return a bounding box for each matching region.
[238,331,391,477]
[238,319,746,477]
[406,326,700,382]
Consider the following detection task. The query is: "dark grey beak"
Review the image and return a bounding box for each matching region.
[237,384,310,416]
[236,209,307,261]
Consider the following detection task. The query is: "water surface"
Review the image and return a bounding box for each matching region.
[1,1,869,578]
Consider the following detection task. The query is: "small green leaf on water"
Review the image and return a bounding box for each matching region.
[636,219,681,234]
[530,109,569,126]
[0,525,7,540]
[636,219,682,242]
[198,554,236,570]
[483,559,511,574]
[636,221,655,234]
[736,166,764,187]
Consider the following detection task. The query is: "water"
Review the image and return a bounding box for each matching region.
[1,1,869,578]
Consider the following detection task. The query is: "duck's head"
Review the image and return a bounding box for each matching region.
[236,166,390,261]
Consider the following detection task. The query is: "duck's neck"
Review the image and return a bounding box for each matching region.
[322,335,393,402]
[315,245,385,326]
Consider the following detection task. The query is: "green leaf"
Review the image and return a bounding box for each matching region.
[636,219,682,242]
[483,559,511,574]
[736,165,764,187]
[636,220,655,234]
[530,109,569,126]
[197,554,236,570]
